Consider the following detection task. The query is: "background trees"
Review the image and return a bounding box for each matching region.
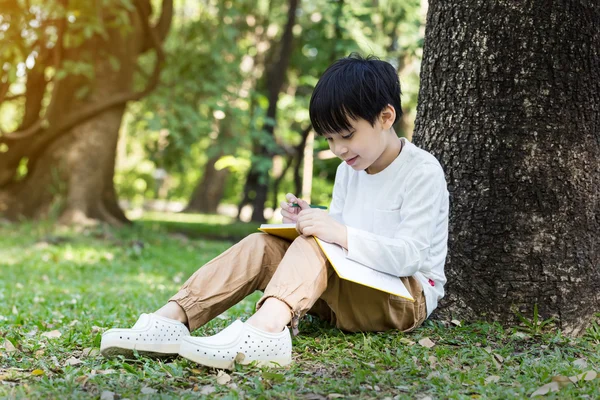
[0,0,172,225]
[413,0,599,335]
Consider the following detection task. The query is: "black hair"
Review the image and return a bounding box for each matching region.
[309,53,402,135]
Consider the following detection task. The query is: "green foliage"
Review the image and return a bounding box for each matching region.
[117,0,424,207]
[513,304,556,336]
[1,221,600,399]
[584,314,600,344]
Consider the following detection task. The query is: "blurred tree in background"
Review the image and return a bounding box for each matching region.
[0,0,423,225]
[0,0,172,224]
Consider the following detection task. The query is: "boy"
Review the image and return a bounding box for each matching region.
[100,54,449,369]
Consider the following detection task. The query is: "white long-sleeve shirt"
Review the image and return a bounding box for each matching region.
[328,138,449,317]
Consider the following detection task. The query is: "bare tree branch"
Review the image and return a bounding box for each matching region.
[141,0,173,52]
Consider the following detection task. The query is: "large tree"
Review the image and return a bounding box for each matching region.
[413,0,599,335]
[0,0,172,225]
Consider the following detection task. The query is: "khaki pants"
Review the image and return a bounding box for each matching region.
[170,233,427,335]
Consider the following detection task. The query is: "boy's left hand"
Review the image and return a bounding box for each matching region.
[296,209,348,248]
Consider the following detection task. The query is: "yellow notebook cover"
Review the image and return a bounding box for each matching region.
[258,223,299,241]
[257,225,414,301]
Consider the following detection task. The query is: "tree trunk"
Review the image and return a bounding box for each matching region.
[185,113,235,214]
[0,0,172,225]
[184,152,230,214]
[243,0,299,222]
[413,0,600,335]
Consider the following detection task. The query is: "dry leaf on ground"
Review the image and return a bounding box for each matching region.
[569,370,597,383]
[530,381,560,397]
[64,357,82,366]
[418,337,435,348]
[485,375,500,384]
[3,339,17,353]
[216,370,231,385]
[41,330,61,339]
[573,358,588,369]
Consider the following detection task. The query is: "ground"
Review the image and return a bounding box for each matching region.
[0,215,599,399]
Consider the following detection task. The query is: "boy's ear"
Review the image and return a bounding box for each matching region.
[380,104,396,130]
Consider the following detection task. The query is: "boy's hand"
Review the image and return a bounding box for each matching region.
[280,193,310,223]
[296,209,348,248]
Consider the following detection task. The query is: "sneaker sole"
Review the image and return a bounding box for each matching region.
[100,337,180,359]
[178,340,292,369]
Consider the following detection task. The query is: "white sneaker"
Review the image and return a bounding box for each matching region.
[178,320,292,369]
[100,313,190,358]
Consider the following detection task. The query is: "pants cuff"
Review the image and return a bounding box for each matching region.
[169,289,203,332]
[256,294,302,336]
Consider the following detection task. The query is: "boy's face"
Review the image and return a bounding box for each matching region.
[323,109,397,174]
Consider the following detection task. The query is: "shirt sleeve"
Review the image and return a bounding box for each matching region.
[328,163,347,224]
[345,163,447,277]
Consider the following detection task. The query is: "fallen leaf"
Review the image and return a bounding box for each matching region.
[428,355,438,369]
[12,305,18,315]
[573,358,588,369]
[75,375,89,386]
[418,337,435,348]
[31,369,44,376]
[426,371,441,379]
[95,369,116,375]
[493,353,504,363]
[3,339,17,353]
[141,386,157,394]
[216,370,231,385]
[82,348,99,357]
[41,330,61,339]
[569,370,597,383]
[399,338,415,346]
[327,394,344,399]
[551,375,572,389]
[485,375,500,384]
[451,319,462,327]
[91,326,103,334]
[100,390,115,400]
[190,368,204,375]
[200,385,216,395]
[64,357,82,366]
[530,382,560,397]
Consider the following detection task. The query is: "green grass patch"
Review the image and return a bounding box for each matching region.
[136,211,260,241]
[1,218,599,399]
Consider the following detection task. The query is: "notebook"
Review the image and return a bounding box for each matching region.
[258,224,414,301]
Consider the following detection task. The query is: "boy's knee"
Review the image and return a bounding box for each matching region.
[241,232,271,248]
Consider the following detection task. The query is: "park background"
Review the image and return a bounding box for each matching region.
[1,0,599,398]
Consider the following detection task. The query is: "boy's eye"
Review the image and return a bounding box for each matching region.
[341,132,354,139]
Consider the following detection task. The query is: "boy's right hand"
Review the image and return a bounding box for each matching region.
[280,193,310,223]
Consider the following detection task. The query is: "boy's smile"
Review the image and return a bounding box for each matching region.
[324,105,402,174]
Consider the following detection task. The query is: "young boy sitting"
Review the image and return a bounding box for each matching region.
[100,54,449,369]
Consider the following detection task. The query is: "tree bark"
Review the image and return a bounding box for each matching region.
[0,0,172,225]
[413,0,600,335]
[242,0,299,222]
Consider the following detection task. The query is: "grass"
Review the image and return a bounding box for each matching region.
[1,215,599,399]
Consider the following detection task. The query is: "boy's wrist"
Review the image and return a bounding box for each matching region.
[337,225,348,249]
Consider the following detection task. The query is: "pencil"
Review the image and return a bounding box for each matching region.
[291,203,328,210]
